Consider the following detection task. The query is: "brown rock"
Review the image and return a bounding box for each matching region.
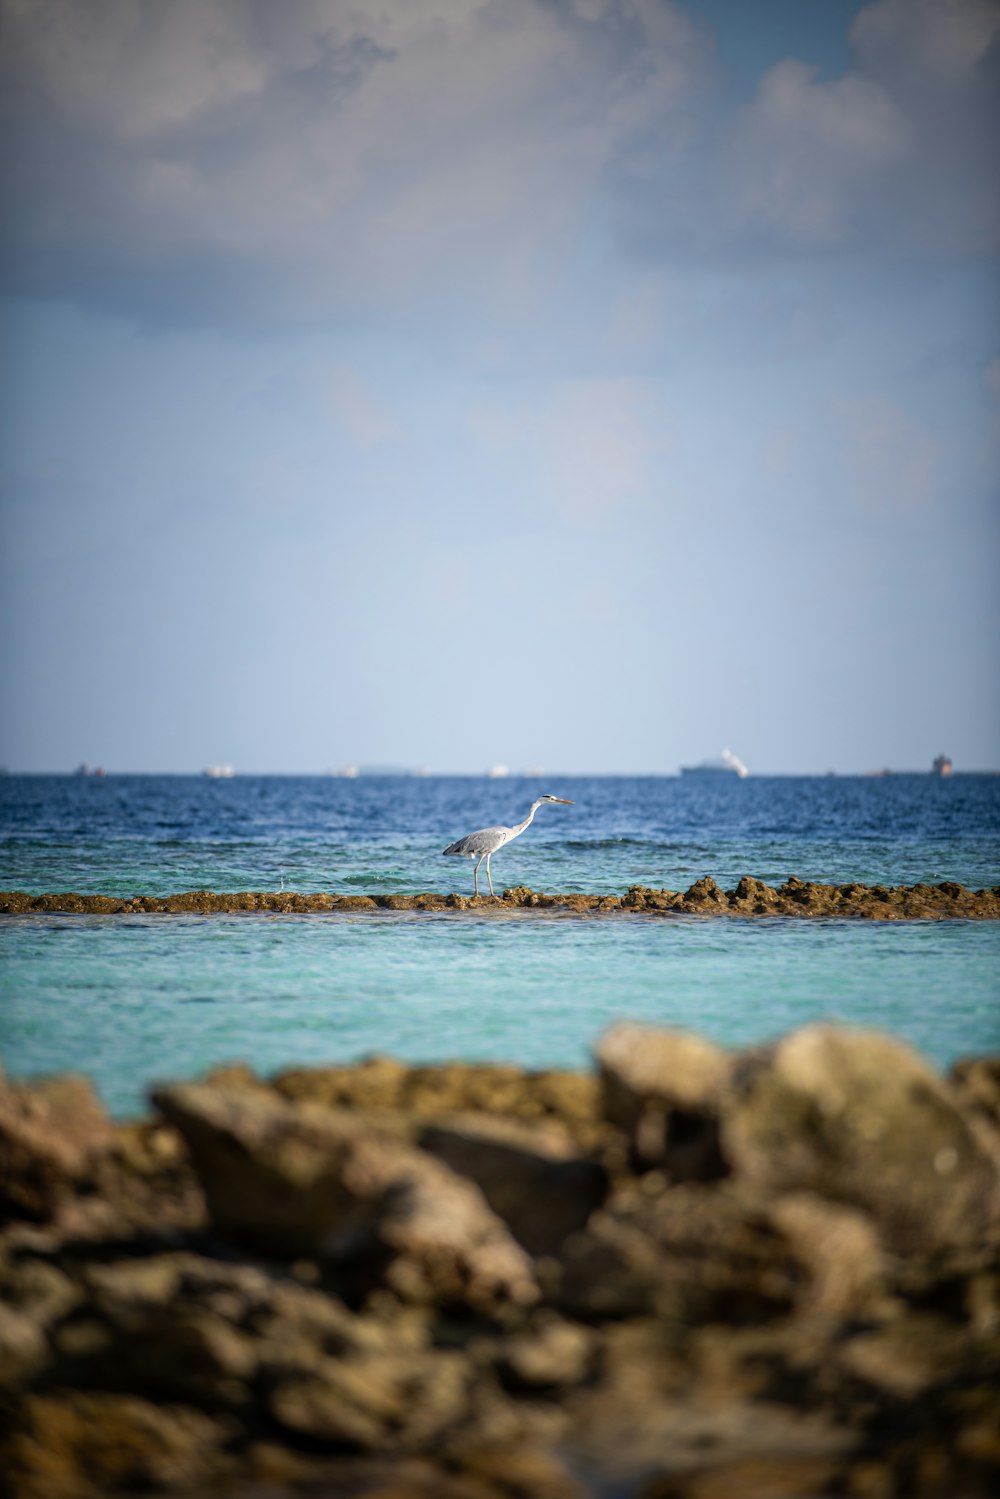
[621,886,681,911]
[0,1074,114,1221]
[498,1314,594,1390]
[152,1083,538,1310]
[455,1442,587,1499]
[558,1184,804,1325]
[270,1347,470,1452]
[597,1023,732,1178]
[835,1313,971,1401]
[726,877,778,914]
[0,1302,48,1387]
[419,1113,607,1255]
[767,1193,884,1317]
[724,1026,1000,1253]
[639,1454,843,1499]
[681,877,728,910]
[949,1055,1000,1135]
[0,1391,235,1499]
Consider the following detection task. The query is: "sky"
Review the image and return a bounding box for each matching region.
[0,0,998,775]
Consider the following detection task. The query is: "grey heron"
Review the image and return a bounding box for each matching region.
[442,794,574,896]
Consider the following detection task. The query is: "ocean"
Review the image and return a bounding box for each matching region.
[1,773,998,1116]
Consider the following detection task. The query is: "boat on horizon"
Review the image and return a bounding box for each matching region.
[680,749,749,779]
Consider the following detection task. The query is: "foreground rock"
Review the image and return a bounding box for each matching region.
[2,1025,999,1498]
[2,877,999,918]
[153,1082,539,1310]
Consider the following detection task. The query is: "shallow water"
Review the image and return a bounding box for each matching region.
[2,774,998,1115]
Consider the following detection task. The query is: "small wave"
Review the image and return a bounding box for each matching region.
[560,837,654,851]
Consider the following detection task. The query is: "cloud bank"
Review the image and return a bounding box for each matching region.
[2,0,997,339]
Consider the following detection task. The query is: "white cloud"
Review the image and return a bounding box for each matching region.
[732,60,908,245]
[0,0,711,326]
[0,0,996,339]
[851,0,1000,86]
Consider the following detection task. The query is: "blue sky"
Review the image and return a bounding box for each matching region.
[1,0,998,774]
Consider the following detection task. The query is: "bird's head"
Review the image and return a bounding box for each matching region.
[539,794,574,804]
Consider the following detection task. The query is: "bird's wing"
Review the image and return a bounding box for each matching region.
[442,824,506,856]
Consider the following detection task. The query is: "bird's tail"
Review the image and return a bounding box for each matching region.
[442,839,470,856]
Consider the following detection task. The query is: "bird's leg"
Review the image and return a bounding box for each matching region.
[485,853,495,897]
[474,855,483,897]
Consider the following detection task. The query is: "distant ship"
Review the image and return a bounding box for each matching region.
[933,754,953,777]
[680,748,749,779]
[202,764,235,779]
[487,764,510,778]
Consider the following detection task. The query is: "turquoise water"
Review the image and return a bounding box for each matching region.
[1,775,998,1115]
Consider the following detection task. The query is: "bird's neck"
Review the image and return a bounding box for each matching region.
[511,800,544,837]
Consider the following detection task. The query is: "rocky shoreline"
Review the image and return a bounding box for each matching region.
[2,877,999,918]
[2,1025,999,1498]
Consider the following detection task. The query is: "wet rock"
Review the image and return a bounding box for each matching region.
[724,1025,1000,1253]
[4,880,1000,917]
[597,1023,732,1178]
[680,877,728,911]
[726,876,779,915]
[0,1074,114,1221]
[621,885,681,911]
[152,1083,538,1310]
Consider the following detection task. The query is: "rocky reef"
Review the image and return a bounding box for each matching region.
[2,1027,999,1498]
[2,877,999,918]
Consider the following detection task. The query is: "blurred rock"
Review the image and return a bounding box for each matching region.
[419,1113,607,1254]
[2,1392,236,1499]
[0,1074,114,1221]
[723,1025,1000,1253]
[270,1346,471,1451]
[597,1024,732,1177]
[152,1082,538,1310]
[1,1025,999,1498]
[949,1054,1000,1134]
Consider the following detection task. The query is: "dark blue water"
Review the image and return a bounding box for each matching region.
[2,772,998,894]
[1,775,998,1116]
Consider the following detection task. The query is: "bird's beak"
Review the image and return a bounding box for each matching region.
[554,798,574,804]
